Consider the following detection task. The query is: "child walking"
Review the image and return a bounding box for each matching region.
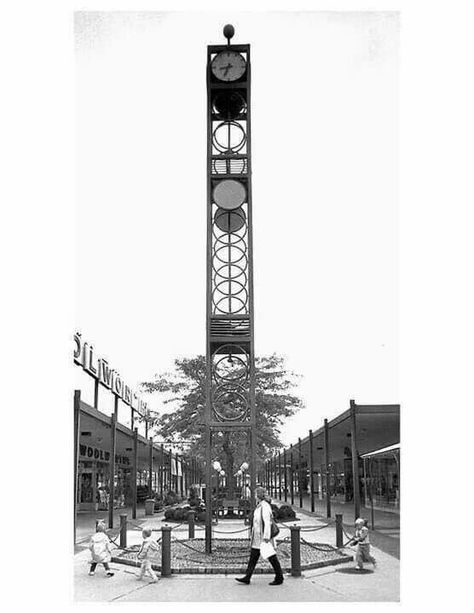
[88,523,114,577]
[137,529,159,582]
[351,517,376,570]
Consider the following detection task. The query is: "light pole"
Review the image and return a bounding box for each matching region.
[212,460,222,519]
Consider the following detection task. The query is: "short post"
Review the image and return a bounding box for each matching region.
[119,514,127,548]
[188,510,195,539]
[290,525,302,577]
[161,526,172,577]
[335,513,343,548]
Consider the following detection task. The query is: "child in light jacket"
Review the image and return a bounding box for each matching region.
[137,528,159,582]
[89,523,114,577]
[351,517,376,570]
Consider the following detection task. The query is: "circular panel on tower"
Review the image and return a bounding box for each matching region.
[213,91,246,120]
[213,180,246,210]
[214,206,246,232]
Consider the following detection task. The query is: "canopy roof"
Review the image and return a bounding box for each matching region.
[281,403,400,467]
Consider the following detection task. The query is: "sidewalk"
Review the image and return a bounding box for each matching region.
[281,494,400,560]
[75,504,147,547]
[74,507,399,602]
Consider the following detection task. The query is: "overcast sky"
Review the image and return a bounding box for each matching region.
[75,11,399,446]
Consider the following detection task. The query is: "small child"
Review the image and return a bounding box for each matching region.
[89,523,114,577]
[137,529,159,583]
[351,517,376,570]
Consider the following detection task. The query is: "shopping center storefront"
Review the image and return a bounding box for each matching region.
[73,333,201,540]
[263,401,400,519]
[362,443,400,512]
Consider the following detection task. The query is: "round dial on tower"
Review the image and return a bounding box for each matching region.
[211,51,246,82]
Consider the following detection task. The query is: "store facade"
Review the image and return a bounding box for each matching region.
[263,401,400,520]
[73,333,201,541]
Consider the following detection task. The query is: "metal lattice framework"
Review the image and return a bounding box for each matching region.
[204,28,256,554]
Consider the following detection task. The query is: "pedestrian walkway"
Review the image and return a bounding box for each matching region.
[275,494,400,559]
[74,507,399,601]
[75,504,147,547]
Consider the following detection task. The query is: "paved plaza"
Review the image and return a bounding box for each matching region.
[74,505,399,602]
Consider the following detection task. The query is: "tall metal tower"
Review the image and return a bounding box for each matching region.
[205,25,256,553]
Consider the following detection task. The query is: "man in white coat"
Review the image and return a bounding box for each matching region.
[235,486,284,585]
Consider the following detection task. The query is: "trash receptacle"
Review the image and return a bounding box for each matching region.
[145,499,155,516]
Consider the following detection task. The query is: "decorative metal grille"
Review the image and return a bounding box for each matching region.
[211,344,250,423]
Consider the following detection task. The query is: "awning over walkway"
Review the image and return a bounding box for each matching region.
[282,403,400,468]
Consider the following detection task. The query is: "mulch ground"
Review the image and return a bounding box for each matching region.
[112,538,351,574]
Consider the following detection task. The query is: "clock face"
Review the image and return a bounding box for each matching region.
[211,51,246,82]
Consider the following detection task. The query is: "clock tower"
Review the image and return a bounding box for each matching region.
[204,25,256,553]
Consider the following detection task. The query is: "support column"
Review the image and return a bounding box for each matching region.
[132,428,138,519]
[268,460,271,493]
[283,448,288,502]
[108,410,117,528]
[271,456,274,497]
[324,418,331,518]
[168,451,172,492]
[179,456,184,496]
[73,390,81,545]
[160,443,164,496]
[369,457,375,530]
[205,428,212,554]
[250,427,257,512]
[309,429,315,513]
[350,399,361,520]
[148,437,153,498]
[298,437,303,508]
[290,444,294,505]
[272,455,276,498]
[183,459,187,495]
[278,453,282,500]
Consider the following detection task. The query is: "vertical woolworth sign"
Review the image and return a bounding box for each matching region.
[205,26,256,553]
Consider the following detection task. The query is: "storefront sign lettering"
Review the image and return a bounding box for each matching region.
[74,332,148,415]
[79,444,130,465]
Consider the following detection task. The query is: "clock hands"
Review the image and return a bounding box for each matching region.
[219,62,233,76]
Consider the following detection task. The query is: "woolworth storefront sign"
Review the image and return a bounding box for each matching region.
[74,332,148,415]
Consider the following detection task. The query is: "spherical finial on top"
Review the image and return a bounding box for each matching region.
[223,24,235,43]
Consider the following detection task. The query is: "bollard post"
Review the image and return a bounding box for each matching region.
[335,513,343,548]
[119,514,127,548]
[161,526,172,577]
[188,510,195,539]
[290,525,302,577]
